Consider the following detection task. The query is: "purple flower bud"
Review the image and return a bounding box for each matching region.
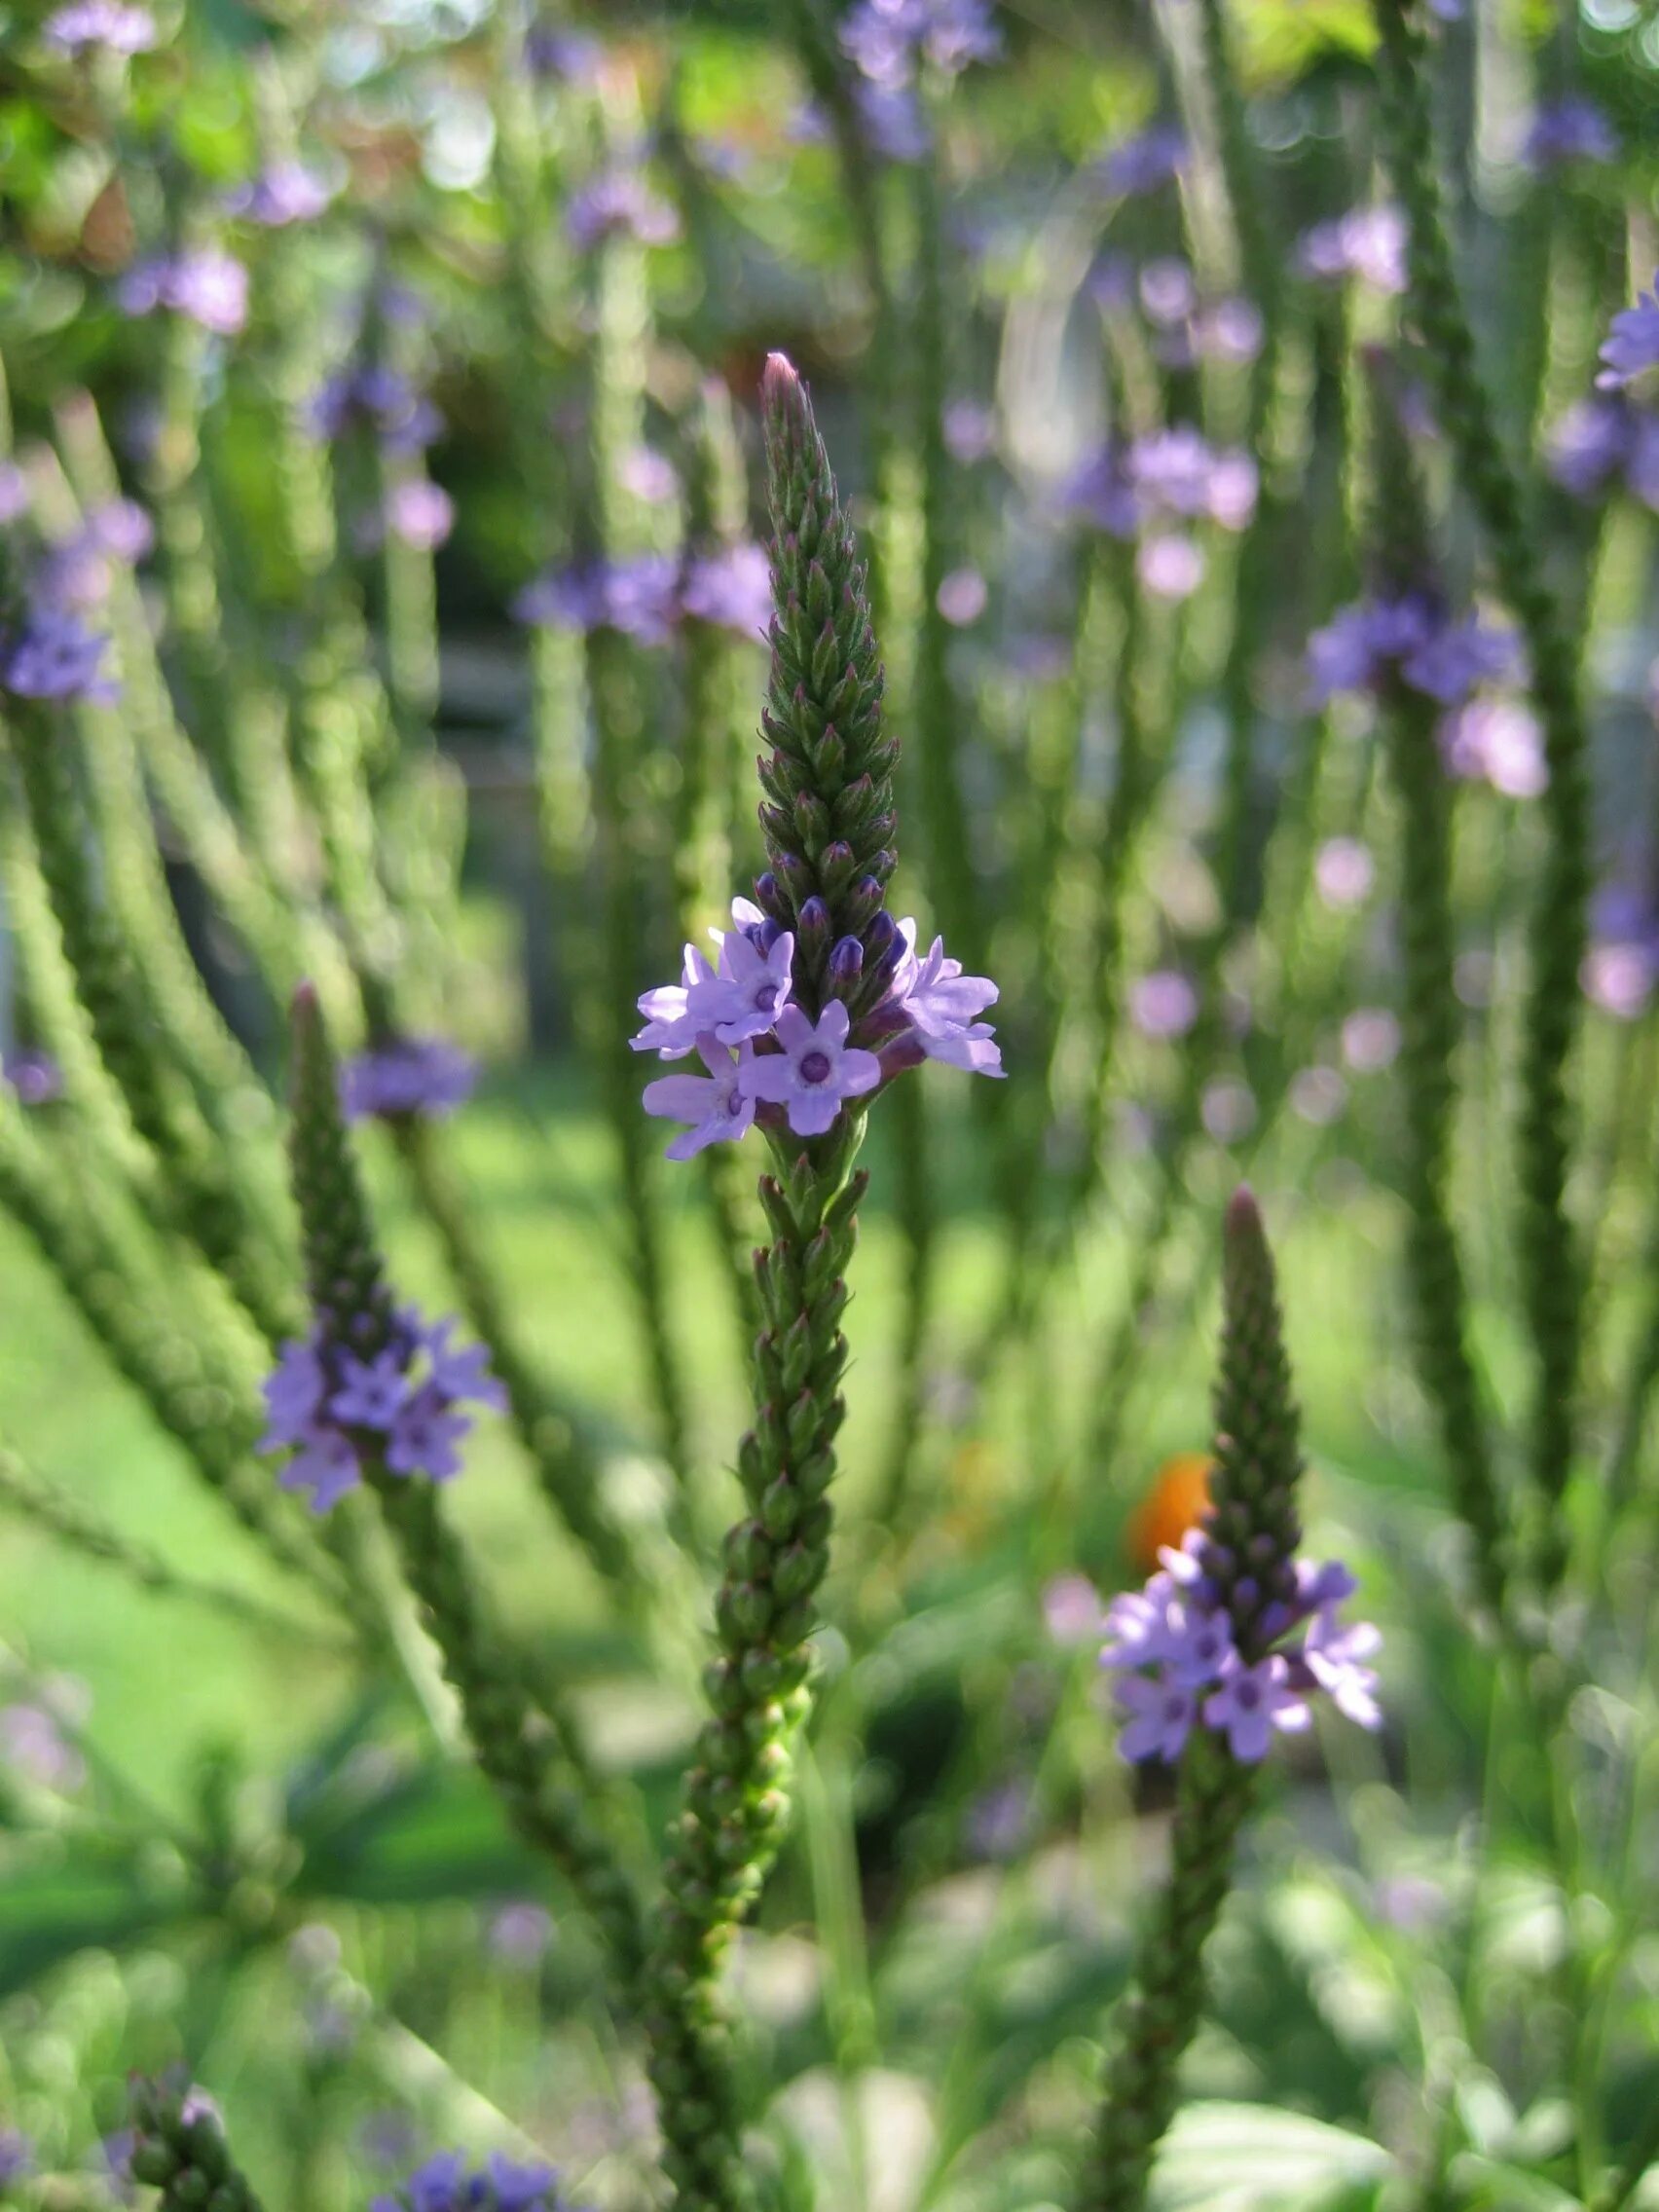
[829,935,865,984]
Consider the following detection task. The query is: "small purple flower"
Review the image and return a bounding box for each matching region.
[1192,297,1264,364]
[1139,257,1196,329]
[632,941,719,1057]
[1100,1574,1181,1669]
[739,1000,882,1136]
[567,171,681,252]
[526,27,603,79]
[261,1338,328,1449]
[1130,969,1198,1041]
[1313,836,1374,910]
[1297,206,1408,295]
[1,608,118,703]
[1117,1670,1198,1763]
[0,2130,34,2184]
[1441,696,1547,798]
[341,1037,476,1123]
[225,163,334,227]
[1523,95,1617,170]
[1400,615,1520,705]
[386,1384,471,1482]
[1583,942,1655,1019]
[891,923,1003,1073]
[619,446,679,505]
[487,1899,554,1966]
[681,543,770,638]
[512,555,680,645]
[1598,276,1659,392]
[937,565,988,626]
[1307,594,1516,711]
[1545,398,1632,498]
[841,0,1002,89]
[4,1048,63,1105]
[1300,1607,1382,1727]
[1138,533,1205,602]
[1203,1656,1310,1762]
[942,397,997,462]
[643,1036,757,1161]
[43,1,155,52]
[118,249,248,335]
[1159,1603,1236,1689]
[330,1349,411,1429]
[1097,122,1186,199]
[1043,1572,1104,1644]
[88,498,155,563]
[423,1318,509,1411]
[280,1429,363,1513]
[1341,1008,1401,1074]
[307,367,442,454]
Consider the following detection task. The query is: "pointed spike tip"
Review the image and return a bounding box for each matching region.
[761,350,801,406]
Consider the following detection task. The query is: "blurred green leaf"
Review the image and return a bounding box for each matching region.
[1148,2103,1393,2210]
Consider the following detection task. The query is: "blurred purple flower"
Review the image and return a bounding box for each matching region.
[1297,206,1408,295]
[341,1038,476,1123]
[854,82,929,162]
[0,2132,33,2184]
[118,249,247,335]
[0,464,29,524]
[306,366,441,453]
[1139,256,1196,328]
[384,480,456,551]
[841,0,1002,89]
[1441,696,1547,798]
[1,1693,86,1790]
[681,543,770,638]
[740,1002,882,1135]
[619,446,679,505]
[942,397,997,462]
[1598,276,1659,392]
[1097,122,1186,198]
[1523,95,1617,170]
[937,565,987,625]
[225,163,334,226]
[526,26,603,79]
[644,1037,757,1160]
[1043,1572,1104,1643]
[1137,533,1204,602]
[1204,1657,1310,1761]
[44,1,155,52]
[1313,836,1374,910]
[1307,594,1517,710]
[1289,1066,1346,1124]
[1200,1079,1256,1144]
[1130,970,1198,1041]
[567,171,681,251]
[1,608,118,703]
[1117,1670,1198,1763]
[513,555,680,644]
[487,1899,554,1966]
[5,1049,63,1105]
[966,1780,1033,1860]
[1341,1009,1401,1075]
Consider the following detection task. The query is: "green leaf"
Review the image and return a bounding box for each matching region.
[0,1847,195,1996]
[1149,2104,1393,2211]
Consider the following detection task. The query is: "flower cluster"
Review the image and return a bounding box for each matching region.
[1522,95,1617,170]
[225,162,335,227]
[1546,395,1659,511]
[566,171,681,252]
[373,2152,573,2212]
[306,366,441,454]
[260,1306,505,1511]
[1307,594,1519,710]
[512,546,770,645]
[0,606,118,704]
[1597,273,1659,392]
[1094,121,1186,199]
[632,898,1001,1157]
[1296,205,1408,296]
[118,249,248,335]
[841,0,1002,86]
[43,1,156,53]
[1062,427,1257,602]
[340,1037,477,1124]
[1103,1534,1381,1765]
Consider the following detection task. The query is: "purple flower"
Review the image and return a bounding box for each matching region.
[1,608,118,703]
[566,171,681,251]
[118,249,248,335]
[280,1429,363,1513]
[1545,397,1633,498]
[261,1307,503,1508]
[633,941,719,1057]
[1,1699,85,1790]
[1200,1079,1256,1144]
[1138,533,1205,602]
[526,27,603,79]
[487,1899,554,1966]
[386,1384,471,1482]
[43,1,155,51]
[0,463,27,524]
[88,498,154,563]
[681,543,770,638]
[1160,1603,1237,1689]
[512,555,680,645]
[853,82,930,162]
[1583,941,1655,1019]
[1300,1607,1382,1727]
[937,565,988,626]
[341,1037,476,1123]
[1043,1572,1104,1643]
[619,445,679,505]
[1192,297,1264,364]
[1313,836,1374,910]
[1598,276,1659,392]
[1116,1670,1198,1763]
[1097,122,1186,198]
[1203,1656,1310,1762]
[1523,95,1617,170]
[739,1001,882,1136]
[4,1048,62,1105]
[0,2131,34,2184]
[1307,594,1517,711]
[1125,427,1257,530]
[1340,1008,1401,1074]
[890,923,1004,1073]
[841,0,1002,89]
[1400,614,1519,704]
[1297,206,1408,295]
[306,367,442,453]
[1139,257,1196,328]
[942,397,997,462]
[383,479,456,551]
[1130,970,1198,1041]
[378,2149,566,2212]
[225,163,334,227]
[1441,696,1547,798]
[643,1036,758,1160]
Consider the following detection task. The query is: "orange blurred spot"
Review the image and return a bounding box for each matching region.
[1126,1452,1213,1572]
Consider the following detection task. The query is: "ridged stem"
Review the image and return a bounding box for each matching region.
[1084,1190,1302,2208]
[1374,0,1590,1587]
[286,988,647,1986]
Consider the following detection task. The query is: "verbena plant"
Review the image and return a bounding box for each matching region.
[0,2,1657,2210]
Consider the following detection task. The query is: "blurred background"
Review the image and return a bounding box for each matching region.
[0,0,1657,2205]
